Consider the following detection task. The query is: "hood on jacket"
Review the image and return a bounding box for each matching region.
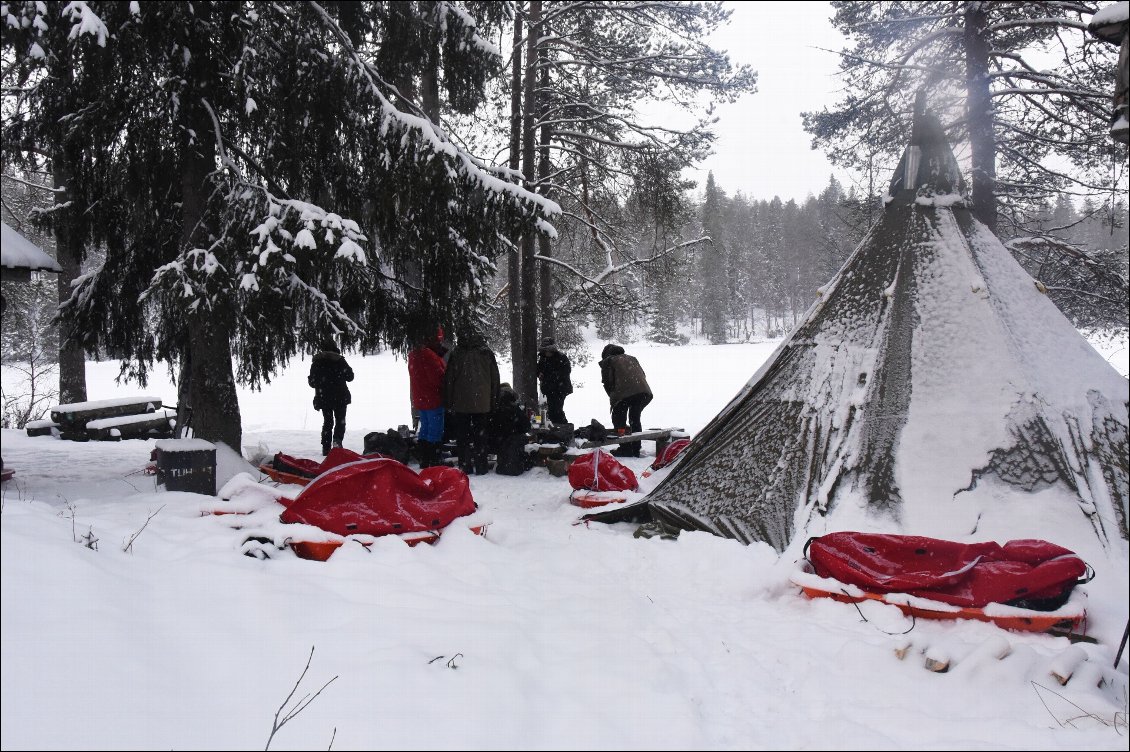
[600,343,625,360]
[458,329,488,349]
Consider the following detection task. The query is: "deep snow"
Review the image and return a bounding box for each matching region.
[1,335,1127,751]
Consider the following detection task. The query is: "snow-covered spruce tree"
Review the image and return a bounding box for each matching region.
[3,1,556,449]
[1,0,101,404]
[802,1,1126,235]
[628,150,695,346]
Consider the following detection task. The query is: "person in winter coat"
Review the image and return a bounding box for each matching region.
[443,327,501,474]
[487,383,532,476]
[536,336,573,425]
[410,327,450,433]
[599,343,653,457]
[408,330,447,468]
[308,338,355,456]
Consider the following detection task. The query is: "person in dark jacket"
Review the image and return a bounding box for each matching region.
[536,336,573,425]
[487,383,532,475]
[443,327,501,474]
[308,338,355,456]
[599,343,653,457]
[408,330,447,468]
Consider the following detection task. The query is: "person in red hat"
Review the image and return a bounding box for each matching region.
[408,329,448,467]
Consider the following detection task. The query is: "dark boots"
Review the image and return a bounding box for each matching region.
[416,440,437,468]
[612,442,640,458]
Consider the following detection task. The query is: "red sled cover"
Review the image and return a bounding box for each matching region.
[805,532,1091,609]
[272,447,388,478]
[280,458,476,537]
[568,449,638,492]
[650,438,691,471]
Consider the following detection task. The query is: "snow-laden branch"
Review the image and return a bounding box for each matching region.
[305,0,561,219]
[0,173,63,193]
[818,46,955,79]
[61,1,108,46]
[545,236,711,313]
[985,17,1089,33]
[990,85,1108,100]
[555,130,650,151]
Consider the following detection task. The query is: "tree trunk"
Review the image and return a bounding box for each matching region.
[420,1,441,123]
[964,2,997,233]
[507,7,524,386]
[185,311,242,450]
[179,139,242,449]
[537,43,554,341]
[50,149,87,404]
[177,3,242,450]
[515,0,542,403]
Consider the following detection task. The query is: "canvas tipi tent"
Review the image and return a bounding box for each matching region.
[588,105,1128,555]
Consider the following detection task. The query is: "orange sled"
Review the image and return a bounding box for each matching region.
[260,463,313,487]
[289,522,490,562]
[569,490,629,508]
[793,575,1086,635]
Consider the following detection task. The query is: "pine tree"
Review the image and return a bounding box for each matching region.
[699,173,728,343]
[3,1,556,449]
[500,1,756,392]
[803,1,1124,235]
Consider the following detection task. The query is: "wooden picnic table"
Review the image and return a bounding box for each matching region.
[577,428,685,455]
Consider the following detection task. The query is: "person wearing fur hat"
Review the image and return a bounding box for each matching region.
[308,337,354,456]
[536,336,573,424]
[598,343,653,457]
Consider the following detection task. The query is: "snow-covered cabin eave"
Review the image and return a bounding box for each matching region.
[1,222,62,282]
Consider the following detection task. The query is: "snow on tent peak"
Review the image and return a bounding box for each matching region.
[585,101,1129,559]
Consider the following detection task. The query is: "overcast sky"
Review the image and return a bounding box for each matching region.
[690,1,853,203]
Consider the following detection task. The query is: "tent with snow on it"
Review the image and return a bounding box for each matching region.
[278,458,476,539]
[585,99,1128,555]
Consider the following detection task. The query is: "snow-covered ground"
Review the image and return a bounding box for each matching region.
[1,333,1127,751]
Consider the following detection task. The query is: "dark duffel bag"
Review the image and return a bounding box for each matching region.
[363,429,413,465]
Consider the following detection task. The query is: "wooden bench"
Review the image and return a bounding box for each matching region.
[578,428,686,456]
[86,409,176,441]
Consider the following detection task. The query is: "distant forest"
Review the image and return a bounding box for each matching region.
[507,170,1129,354]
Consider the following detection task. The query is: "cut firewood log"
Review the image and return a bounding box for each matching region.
[924,645,950,673]
[1049,645,1088,685]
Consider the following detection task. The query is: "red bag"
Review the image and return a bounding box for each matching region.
[568,449,638,492]
[806,532,1090,609]
[272,447,387,479]
[650,438,691,471]
[280,458,475,537]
